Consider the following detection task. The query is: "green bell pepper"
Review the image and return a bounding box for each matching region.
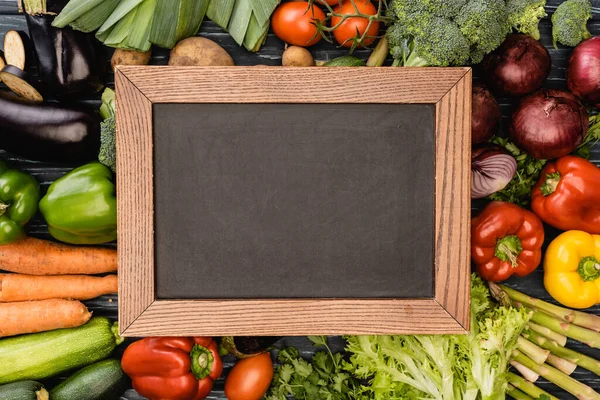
[0,161,40,245]
[39,162,116,245]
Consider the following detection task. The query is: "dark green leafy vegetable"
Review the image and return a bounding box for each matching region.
[488,136,547,206]
[551,0,592,48]
[574,113,600,159]
[266,336,368,400]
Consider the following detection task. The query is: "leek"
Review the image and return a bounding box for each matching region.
[68,0,120,33]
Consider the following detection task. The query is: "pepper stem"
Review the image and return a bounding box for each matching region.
[190,344,214,380]
[540,172,561,196]
[578,256,600,282]
[0,202,9,217]
[495,235,523,268]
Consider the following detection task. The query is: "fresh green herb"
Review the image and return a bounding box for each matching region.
[551,0,592,48]
[344,275,530,400]
[488,136,547,206]
[266,337,368,400]
[574,113,600,159]
[506,0,547,40]
[387,0,511,66]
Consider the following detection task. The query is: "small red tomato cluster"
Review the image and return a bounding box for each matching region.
[271,0,380,49]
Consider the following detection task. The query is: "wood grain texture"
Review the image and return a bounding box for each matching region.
[117,67,471,336]
[116,66,470,104]
[434,70,472,330]
[122,298,466,337]
[115,69,154,333]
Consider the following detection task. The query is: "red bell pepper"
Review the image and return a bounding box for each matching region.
[471,201,544,282]
[121,337,223,400]
[531,156,600,234]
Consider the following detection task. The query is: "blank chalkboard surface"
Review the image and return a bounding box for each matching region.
[153,103,435,299]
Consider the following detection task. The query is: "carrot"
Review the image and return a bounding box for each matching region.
[0,237,117,275]
[0,274,118,302]
[0,299,91,337]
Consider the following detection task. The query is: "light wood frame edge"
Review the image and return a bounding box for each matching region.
[116,66,472,336]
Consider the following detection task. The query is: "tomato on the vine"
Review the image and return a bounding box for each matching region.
[224,352,274,400]
[271,2,325,47]
[331,0,380,48]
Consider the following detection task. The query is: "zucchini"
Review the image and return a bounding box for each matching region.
[323,56,366,67]
[0,381,48,400]
[0,317,123,385]
[51,359,129,400]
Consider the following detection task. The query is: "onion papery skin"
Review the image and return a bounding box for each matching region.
[471,146,518,199]
[509,89,588,160]
[567,37,600,108]
[482,34,551,97]
[472,82,502,144]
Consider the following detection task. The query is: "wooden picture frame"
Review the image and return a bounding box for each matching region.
[115,66,472,337]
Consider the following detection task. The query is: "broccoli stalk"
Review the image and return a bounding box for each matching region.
[98,88,116,173]
[507,0,547,40]
[552,0,592,48]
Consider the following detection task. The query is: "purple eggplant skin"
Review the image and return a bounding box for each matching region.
[25,14,106,99]
[0,90,101,163]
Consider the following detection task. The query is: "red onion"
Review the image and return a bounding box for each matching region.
[509,89,588,160]
[567,37,600,107]
[481,34,551,97]
[472,82,501,144]
[471,145,517,199]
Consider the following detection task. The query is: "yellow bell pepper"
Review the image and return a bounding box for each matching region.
[544,230,600,309]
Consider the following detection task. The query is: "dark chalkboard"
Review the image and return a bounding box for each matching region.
[153,103,435,299]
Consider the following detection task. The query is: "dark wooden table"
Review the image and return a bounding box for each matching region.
[0,0,599,398]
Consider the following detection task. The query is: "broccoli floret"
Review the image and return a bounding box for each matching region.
[552,0,592,48]
[506,0,547,40]
[98,116,116,173]
[388,0,510,66]
[456,0,511,64]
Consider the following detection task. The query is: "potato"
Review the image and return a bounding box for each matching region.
[282,46,315,67]
[111,49,152,71]
[168,37,235,66]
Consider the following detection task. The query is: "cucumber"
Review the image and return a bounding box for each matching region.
[51,359,129,400]
[0,317,123,384]
[0,381,48,400]
[323,56,366,66]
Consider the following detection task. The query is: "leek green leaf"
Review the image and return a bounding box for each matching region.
[227,0,253,45]
[68,0,120,33]
[96,0,145,37]
[149,0,180,48]
[175,0,210,43]
[52,0,106,28]
[206,0,235,29]
[101,7,137,46]
[126,0,156,51]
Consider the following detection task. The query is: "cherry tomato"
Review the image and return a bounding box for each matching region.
[271,2,325,47]
[331,0,380,48]
[224,352,274,400]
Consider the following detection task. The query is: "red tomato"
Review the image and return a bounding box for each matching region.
[271,2,325,47]
[331,0,380,48]
[224,352,274,400]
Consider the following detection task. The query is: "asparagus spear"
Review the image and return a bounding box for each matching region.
[512,350,600,400]
[527,322,568,347]
[499,284,600,332]
[528,308,600,349]
[507,372,559,400]
[546,353,577,375]
[506,383,535,400]
[510,360,540,382]
[525,330,600,376]
[517,336,550,365]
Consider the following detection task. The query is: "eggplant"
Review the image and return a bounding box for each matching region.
[0,90,100,163]
[0,65,43,102]
[23,0,106,99]
[220,336,282,359]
